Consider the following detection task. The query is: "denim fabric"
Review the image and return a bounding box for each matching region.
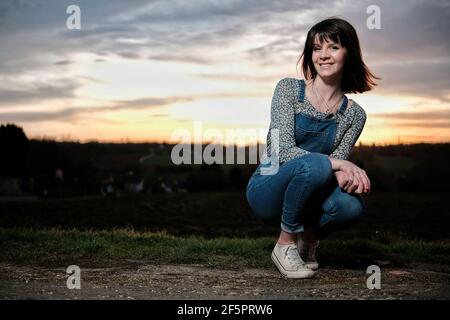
[246,80,366,237]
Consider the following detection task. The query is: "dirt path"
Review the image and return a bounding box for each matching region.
[1,261,449,300]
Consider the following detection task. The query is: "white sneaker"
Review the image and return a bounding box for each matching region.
[297,237,319,271]
[271,243,316,279]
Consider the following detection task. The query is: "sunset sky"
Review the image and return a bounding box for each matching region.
[0,0,449,146]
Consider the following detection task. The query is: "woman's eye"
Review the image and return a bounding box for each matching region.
[332,46,339,50]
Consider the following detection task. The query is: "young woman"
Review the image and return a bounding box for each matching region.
[246,17,379,279]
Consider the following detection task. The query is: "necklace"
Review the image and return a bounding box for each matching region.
[312,81,343,114]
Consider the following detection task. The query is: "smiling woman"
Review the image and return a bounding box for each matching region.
[245,17,380,279]
[299,17,379,95]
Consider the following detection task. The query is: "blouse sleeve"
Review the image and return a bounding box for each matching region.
[328,105,367,160]
[267,78,310,164]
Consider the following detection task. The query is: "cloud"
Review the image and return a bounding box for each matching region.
[341,0,450,100]
[0,90,267,124]
[0,95,194,123]
[372,109,450,128]
[369,60,450,102]
[195,72,278,83]
[0,0,322,73]
[148,53,215,64]
[111,96,194,110]
[358,0,450,62]
[0,79,81,106]
[392,121,450,128]
[372,109,450,121]
[0,0,449,126]
[54,60,72,66]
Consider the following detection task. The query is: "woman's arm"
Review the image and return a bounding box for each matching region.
[328,104,367,164]
[328,105,370,193]
[268,78,311,164]
[328,156,343,171]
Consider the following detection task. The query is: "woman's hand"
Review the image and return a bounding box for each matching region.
[331,159,371,194]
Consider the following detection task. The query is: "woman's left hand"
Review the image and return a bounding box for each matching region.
[334,170,369,194]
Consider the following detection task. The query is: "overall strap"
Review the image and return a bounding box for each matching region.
[338,96,348,115]
[297,79,305,102]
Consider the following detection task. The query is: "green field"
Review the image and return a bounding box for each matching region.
[0,191,449,269]
[1,228,449,269]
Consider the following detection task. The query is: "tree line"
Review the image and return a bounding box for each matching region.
[1,123,449,197]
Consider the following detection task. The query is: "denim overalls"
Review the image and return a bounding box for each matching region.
[294,79,348,154]
[253,79,348,175]
[246,79,365,238]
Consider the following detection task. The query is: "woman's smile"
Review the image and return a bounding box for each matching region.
[312,36,347,78]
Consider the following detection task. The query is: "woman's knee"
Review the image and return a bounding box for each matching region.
[290,153,333,186]
[335,194,366,223]
[246,183,282,223]
[318,193,366,238]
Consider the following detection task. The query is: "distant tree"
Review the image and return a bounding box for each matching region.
[187,163,224,191]
[229,166,245,190]
[354,159,366,170]
[0,123,29,179]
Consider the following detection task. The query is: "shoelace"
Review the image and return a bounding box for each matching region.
[284,245,305,265]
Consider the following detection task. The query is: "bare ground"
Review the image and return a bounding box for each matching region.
[1,261,449,300]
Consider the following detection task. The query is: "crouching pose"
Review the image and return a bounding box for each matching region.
[246,17,378,278]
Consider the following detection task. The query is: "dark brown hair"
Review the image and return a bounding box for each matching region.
[297,17,380,93]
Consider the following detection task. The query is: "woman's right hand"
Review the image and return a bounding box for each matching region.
[331,158,371,194]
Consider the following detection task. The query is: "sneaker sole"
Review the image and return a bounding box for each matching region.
[305,262,319,271]
[271,251,316,279]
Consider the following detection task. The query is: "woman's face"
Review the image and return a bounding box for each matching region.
[312,35,347,80]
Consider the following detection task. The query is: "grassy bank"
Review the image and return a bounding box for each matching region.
[1,228,449,269]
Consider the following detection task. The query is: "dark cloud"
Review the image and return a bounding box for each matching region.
[114,51,142,60]
[111,96,194,110]
[0,0,319,73]
[0,95,194,123]
[340,0,450,100]
[392,121,450,128]
[195,72,278,83]
[0,0,449,121]
[0,79,80,106]
[371,61,450,101]
[54,60,72,65]
[357,1,450,62]
[148,53,214,64]
[372,109,450,128]
[0,108,78,123]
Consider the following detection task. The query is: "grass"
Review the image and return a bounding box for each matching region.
[1,191,448,270]
[1,227,449,269]
[1,191,449,240]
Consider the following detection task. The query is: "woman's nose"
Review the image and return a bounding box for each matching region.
[320,49,330,59]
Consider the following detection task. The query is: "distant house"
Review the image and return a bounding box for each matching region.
[159,181,172,193]
[101,175,120,196]
[124,176,145,193]
[0,178,22,195]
